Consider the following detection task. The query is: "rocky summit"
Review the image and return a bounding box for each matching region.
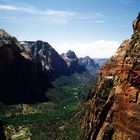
[61,50,86,73]
[80,14,140,140]
[22,41,70,79]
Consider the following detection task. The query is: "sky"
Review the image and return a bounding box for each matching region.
[0,0,140,58]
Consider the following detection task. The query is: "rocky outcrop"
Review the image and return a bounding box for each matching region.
[79,56,99,73]
[0,29,50,104]
[61,50,86,73]
[81,14,140,140]
[22,41,70,79]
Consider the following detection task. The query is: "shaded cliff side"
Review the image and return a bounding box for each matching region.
[81,14,140,140]
[0,29,50,104]
[0,121,6,140]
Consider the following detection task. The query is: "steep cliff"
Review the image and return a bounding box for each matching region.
[22,41,70,79]
[0,29,50,104]
[81,14,140,140]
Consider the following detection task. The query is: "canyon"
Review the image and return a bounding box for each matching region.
[0,13,139,140]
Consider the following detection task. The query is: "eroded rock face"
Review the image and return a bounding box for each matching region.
[61,50,86,73]
[22,41,70,79]
[0,30,50,104]
[82,15,140,140]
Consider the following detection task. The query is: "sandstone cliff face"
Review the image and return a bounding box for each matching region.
[82,15,140,140]
[0,29,50,104]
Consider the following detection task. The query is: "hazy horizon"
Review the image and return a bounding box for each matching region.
[0,0,140,58]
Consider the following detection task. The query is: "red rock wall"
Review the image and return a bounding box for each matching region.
[82,15,140,140]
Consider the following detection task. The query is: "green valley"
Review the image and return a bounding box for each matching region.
[0,73,97,140]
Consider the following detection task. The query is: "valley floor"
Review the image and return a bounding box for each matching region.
[0,74,97,140]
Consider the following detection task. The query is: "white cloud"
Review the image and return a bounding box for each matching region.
[0,5,17,10]
[42,9,76,17]
[50,18,68,24]
[0,4,36,14]
[94,20,104,23]
[0,4,104,24]
[52,40,120,58]
[0,4,76,17]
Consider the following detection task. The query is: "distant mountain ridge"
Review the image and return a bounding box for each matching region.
[21,42,107,76]
[0,28,107,104]
[93,58,108,66]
